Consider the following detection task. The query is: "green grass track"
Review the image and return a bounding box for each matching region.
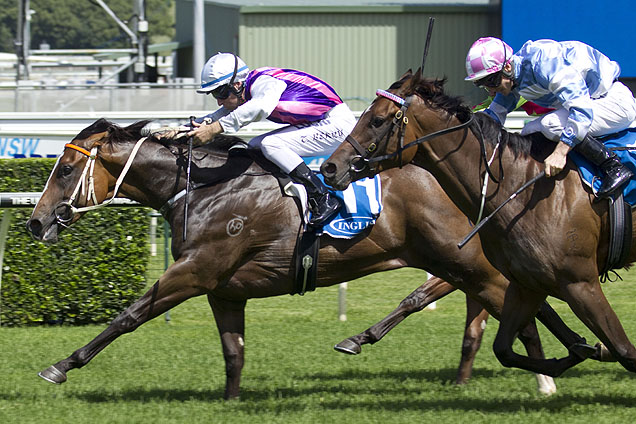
[2,267,636,423]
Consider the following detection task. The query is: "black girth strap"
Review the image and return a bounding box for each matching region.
[601,194,632,280]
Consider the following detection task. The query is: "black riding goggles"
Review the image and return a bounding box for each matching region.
[209,84,232,100]
[473,71,503,89]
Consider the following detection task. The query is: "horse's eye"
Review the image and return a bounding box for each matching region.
[371,116,386,128]
[58,165,73,178]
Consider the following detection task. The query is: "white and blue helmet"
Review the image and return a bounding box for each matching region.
[197,53,250,94]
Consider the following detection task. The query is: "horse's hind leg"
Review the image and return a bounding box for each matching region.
[455,296,489,384]
[38,259,203,385]
[493,282,588,377]
[334,276,456,354]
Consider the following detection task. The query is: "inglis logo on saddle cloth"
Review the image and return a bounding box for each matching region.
[302,155,383,239]
[320,175,382,239]
[327,216,377,236]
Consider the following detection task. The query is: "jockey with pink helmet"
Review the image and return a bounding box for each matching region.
[465,36,513,87]
[464,37,636,198]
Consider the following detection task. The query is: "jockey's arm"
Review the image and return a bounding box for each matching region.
[197,107,232,126]
[218,75,286,132]
[551,73,594,148]
[483,91,519,125]
[188,76,286,146]
[542,66,595,177]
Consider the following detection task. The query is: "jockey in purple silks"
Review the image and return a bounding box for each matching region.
[466,37,636,198]
[174,53,356,227]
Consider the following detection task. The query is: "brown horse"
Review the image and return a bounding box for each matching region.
[321,69,634,378]
[26,119,590,399]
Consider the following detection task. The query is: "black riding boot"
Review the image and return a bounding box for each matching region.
[574,135,633,198]
[289,162,341,228]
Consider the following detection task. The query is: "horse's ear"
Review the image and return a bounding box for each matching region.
[413,67,424,85]
[404,67,423,92]
[399,69,413,81]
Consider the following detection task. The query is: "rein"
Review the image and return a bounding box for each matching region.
[55,137,148,224]
[347,87,546,249]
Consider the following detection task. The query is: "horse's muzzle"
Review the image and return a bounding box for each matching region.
[26,217,60,243]
[321,160,352,191]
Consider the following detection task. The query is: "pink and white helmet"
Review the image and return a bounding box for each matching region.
[464,37,513,81]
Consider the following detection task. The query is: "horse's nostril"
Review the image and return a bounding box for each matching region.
[26,219,42,236]
[322,162,336,176]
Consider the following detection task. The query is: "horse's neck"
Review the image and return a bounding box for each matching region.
[100,141,208,210]
[117,142,271,211]
[417,122,538,224]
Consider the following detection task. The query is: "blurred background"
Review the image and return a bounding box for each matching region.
[0,0,633,155]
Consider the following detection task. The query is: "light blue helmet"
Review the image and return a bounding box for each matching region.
[197,53,249,94]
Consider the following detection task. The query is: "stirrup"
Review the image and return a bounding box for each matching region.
[596,168,633,198]
[308,195,340,227]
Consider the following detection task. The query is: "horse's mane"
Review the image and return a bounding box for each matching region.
[394,74,472,123]
[472,107,555,159]
[77,118,151,143]
[82,118,247,157]
[400,72,554,159]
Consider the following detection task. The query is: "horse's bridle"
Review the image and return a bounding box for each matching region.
[54,137,147,226]
[346,89,474,173]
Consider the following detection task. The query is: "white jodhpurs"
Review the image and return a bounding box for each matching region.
[520,81,636,141]
[248,103,357,173]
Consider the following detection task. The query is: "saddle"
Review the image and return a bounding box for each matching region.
[569,128,636,277]
[200,140,383,295]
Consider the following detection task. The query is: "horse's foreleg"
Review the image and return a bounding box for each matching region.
[562,281,636,372]
[39,260,203,385]
[208,295,246,400]
[493,282,586,377]
[535,301,605,360]
[334,276,456,355]
[455,296,489,384]
[516,319,557,395]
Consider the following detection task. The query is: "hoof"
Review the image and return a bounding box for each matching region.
[38,365,67,384]
[569,342,597,360]
[535,374,557,396]
[592,342,617,362]
[334,339,361,355]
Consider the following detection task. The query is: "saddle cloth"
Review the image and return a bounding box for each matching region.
[284,156,383,239]
[571,127,636,205]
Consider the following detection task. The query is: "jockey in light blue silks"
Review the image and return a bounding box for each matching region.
[465,37,636,198]
[183,53,356,227]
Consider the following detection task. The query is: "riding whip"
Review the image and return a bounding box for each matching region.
[421,17,435,71]
[457,171,546,249]
[183,116,195,241]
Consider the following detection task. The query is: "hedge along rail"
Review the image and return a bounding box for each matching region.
[0,192,346,324]
[0,192,145,326]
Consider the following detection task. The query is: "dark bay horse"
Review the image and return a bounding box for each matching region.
[26,118,590,399]
[321,69,635,378]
